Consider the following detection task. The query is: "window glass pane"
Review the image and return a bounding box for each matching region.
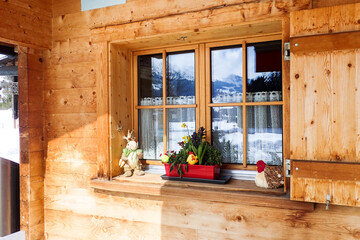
[139,109,163,160]
[138,54,163,106]
[211,107,243,164]
[246,40,282,102]
[167,108,195,152]
[211,46,243,103]
[246,105,282,165]
[166,51,195,105]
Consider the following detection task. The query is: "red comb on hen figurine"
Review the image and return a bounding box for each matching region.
[256,160,266,173]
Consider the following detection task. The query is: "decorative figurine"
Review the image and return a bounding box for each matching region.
[119,130,145,177]
[255,160,284,189]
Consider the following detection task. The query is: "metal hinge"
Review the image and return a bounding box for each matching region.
[285,159,291,177]
[326,194,331,210]
[284,42,290,61]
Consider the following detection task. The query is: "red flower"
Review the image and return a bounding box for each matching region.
[256,160,266,173]
[188,151,194,155]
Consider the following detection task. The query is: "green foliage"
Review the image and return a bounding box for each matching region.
[204,147,222,166]
[166,126,223,177]
[0,77,13,110]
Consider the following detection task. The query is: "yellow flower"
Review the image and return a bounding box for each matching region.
[182,136,191,143]
[181,123,187,128]
[187,153,198,165]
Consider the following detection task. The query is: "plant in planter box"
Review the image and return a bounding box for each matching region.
[162,124,222,179]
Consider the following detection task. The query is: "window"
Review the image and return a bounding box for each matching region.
[134,37,283,169]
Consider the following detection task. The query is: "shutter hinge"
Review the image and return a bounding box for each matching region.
[285,159,291,177]
[284,42,290,61]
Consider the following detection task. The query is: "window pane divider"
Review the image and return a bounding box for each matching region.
[242,41,247,168]
[208,101,283,107]
[136,104,197,109]
[162,50,167,153]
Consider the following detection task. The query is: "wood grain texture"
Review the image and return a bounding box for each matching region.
[91,0,310,43]
[290,3,360,37]
[313,0,360,8]
[44,185,360,240]
[109,45,133,178]
[42,1,360,239]
[18,47,45,240]
[291,49,360,162]
[292,160,360,181]
[95,42,110,179]
[291,31,360,54]
[290,4,360,207]
[0,0,51,49]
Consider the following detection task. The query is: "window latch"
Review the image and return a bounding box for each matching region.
[284,42,290,61]
[285,159,291,177]
[326,194,331,210]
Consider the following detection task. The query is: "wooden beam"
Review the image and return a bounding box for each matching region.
[290,31,360,54]
[292,160,360,181]
[90,174,315,211]
[96,42,110,179]
[91,0,310,43]
[290,3,360,37]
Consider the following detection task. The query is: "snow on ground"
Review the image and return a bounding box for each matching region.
[0,109,19,163]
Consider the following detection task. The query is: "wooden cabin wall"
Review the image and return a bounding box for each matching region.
[43,1,360,240]
[0,1,50,240]
[0,0,51,49]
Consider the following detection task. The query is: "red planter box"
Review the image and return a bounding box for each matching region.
[164,163,220,180]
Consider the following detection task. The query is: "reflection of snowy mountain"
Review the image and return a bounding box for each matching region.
[149,70,196,97]
[212,74,243,97]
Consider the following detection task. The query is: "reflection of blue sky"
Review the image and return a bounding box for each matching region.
[212,47,242,81]
[167,52,195,79]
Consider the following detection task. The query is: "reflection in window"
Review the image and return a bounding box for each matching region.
[167,108,195,152]
[246,40,282,102]
[138,54,163,106]
[246,105,283,165]
[212,107,243,164]
[166,51,195,105]
[211,46,243,103]
[139,109,163,159]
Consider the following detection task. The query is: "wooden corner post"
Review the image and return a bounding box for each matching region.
[96,41,111,179]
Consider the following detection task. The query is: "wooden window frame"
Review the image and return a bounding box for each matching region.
[133,34,285,170]
[133,45,200,166]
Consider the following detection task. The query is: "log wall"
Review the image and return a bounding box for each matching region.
[0,1,50,239]
[41,0,360,240]
[0,0,51,49]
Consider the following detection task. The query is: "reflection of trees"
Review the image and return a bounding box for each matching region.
[247,72,281,92]
[212,129,240,164]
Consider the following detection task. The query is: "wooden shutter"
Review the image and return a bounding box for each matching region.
[289,3,360,207]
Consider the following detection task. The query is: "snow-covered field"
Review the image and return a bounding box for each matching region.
[141,118,282,165]
[0,109,19,163]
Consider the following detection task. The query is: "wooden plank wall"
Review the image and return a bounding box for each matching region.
[18,47,45,240]
[41,0,360,239]
[290,3,360,206]
[0,0,51,49]
[0,1,50,239]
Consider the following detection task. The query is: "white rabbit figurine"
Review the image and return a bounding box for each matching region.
[119,130,145,177]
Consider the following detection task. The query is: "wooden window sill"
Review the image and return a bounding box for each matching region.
[90,173,314,211]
